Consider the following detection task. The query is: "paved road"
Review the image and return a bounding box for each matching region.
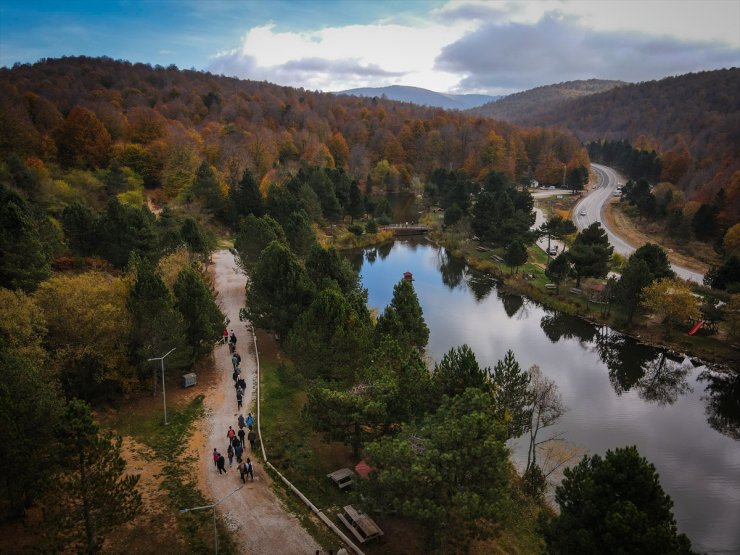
[573,164,704,283]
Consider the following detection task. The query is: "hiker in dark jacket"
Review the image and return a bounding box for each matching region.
[238,427,246,448]
[216,453,227,474]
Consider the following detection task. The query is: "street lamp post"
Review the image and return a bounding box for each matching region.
[180,485,244,554]
[148,347,176,425]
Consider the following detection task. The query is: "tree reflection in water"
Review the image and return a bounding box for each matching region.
[595,330,692,405]
[437,248,466,289]
[633,352,692,406]
[540,310,596,344]
[497,289,525,319]
[595,330,657,395]
[697,369,740,440]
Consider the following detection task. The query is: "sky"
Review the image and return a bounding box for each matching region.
[1,0,738,95]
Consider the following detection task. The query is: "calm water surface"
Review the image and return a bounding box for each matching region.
[349,240,740,554]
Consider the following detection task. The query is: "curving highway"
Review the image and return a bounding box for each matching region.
[573,163,704,283]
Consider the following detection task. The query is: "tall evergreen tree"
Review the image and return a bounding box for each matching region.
[0,185,51,291]
[489,350,531,439]
[95,198,158,268]
[173,266,225,358]
[432,344,489,399]
[230,167,264,222]
[545,446,694,555]
[504,240,528,274]
[53,400,142,555]
[0,341,64,518]
[569,223,613,287]
[190,160,224,215]
[304,244,359,294]
[347,180,365,222]
[284,209,316,257]
[62,202,99,257]
[244,241,314,340]
[127,257,191,381]
[286,287,372,380]
[375,278,429,352]
[616,257,652,325]
[234,214,286,270]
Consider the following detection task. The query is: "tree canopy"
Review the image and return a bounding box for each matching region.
[545,446,694,555]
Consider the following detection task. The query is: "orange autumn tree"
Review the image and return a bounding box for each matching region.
[55,106,112,168]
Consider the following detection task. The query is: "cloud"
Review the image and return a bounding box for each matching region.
[436,13,740,93]
[207,21,470,91]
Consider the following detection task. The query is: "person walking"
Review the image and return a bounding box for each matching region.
[216,452,227,474]
[236,390,243,410]
[245,457,254,481]
[231,352,239,370]
[237,427,245,448]
[238,414,245,428]
[227,444,234,466]
[229,330,237,346]
[237,460,247,483]
[237,377,246,391]
[234,441,244,463]
[212,448,219,468]
[246,412,254,428]
[247,427,257,451]
[223,328,229,344]
[227,426,236,441]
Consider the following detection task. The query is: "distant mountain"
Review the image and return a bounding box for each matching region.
[335,85,501,110]
[469,79,627,123]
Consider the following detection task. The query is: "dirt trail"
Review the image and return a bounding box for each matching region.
[197,249,320,554]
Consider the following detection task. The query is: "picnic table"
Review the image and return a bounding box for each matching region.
[337,504,384,544]
[327,468,355,490]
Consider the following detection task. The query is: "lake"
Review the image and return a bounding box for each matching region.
[348,239,740,554]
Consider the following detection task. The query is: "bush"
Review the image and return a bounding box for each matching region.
[366,219,378,234]
[348,223,364,236]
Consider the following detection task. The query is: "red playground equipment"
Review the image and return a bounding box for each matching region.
[688,320,704,336]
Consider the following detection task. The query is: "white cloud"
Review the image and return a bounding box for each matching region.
[208,21,472,91]
[207,0,740,94]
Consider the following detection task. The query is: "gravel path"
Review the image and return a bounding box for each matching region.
[197,249,320,554]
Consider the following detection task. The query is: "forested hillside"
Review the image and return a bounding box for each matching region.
[0,56,588,198]
[513,69,740,210]
[470,79,626,124]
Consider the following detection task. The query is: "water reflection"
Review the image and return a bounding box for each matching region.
[437,248,466,289]
[467,274,496,302]
[698,369,740,440]
[352,239,739,553]
[498,291,525,319]
[540,310,596,344]
[634,352,693,406]
[595,331,654,394]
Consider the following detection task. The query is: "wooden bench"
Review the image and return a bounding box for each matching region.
[491,255,504,263]
[337,504,384,544]
[570,287,582,295]
[545,283,556,290]
[327,468,355,490]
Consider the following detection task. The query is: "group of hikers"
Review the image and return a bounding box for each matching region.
[213,416,255,482]
[213,328,258,483]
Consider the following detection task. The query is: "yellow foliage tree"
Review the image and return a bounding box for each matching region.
[723,223,740,256]
[0,288,47,364]
[35,272,136,399]
[641,278,700,331]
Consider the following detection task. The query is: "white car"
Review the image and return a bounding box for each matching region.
[580,210,587,216]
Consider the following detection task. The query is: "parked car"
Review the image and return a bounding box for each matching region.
[546,247,558,256]
[580,210,587,216]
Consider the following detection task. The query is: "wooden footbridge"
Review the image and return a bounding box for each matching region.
[381,223,431,236]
